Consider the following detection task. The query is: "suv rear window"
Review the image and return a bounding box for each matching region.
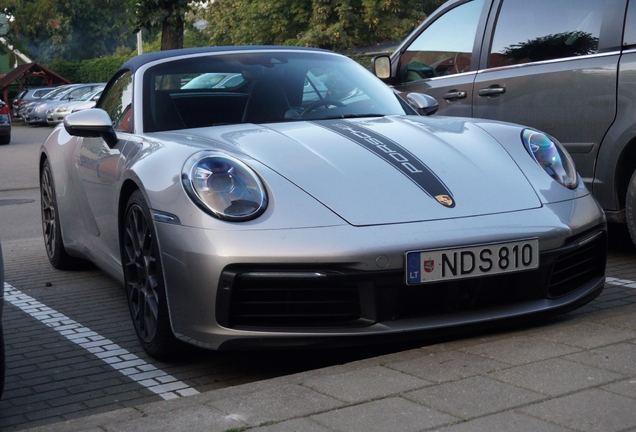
[489,0,605,68]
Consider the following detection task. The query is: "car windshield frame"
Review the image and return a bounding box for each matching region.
[141,51,410,133]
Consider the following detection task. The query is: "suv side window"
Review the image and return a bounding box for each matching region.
[99,71,133,132]
[489,0,605,68]
[399,0,484,82]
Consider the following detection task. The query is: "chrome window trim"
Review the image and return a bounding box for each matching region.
[416,71,478,82]
[477,51,622,75]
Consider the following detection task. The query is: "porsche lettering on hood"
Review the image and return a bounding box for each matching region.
[175,117,543,226]
[313,120,455,208]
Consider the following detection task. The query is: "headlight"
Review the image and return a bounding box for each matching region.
[182,151,268,221]
[522,129,577,189]
[56,106,70,113]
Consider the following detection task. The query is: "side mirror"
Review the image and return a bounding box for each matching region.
[371,55,392,80]
[64,108,118,147]
[406,93,439,116]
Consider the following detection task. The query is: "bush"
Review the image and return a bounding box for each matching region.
[48,54,135,84]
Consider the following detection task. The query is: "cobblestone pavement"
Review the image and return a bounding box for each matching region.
[0,228,631,431]
[16,229,636,432]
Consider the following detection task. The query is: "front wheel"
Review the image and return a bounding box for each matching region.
[122,190,181,359]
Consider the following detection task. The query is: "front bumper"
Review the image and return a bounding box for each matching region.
[47,110,70,125]
[155,195,607,350]
[24,110,47,124]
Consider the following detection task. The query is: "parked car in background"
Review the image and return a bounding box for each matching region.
[41,46,606,358]
[0,100,10,145]
[47,87,104,125]
[19,85,79,123]
[25,84,103,126]
[373,0,636,245]
[12,87,56,119]
[181,72,245,89]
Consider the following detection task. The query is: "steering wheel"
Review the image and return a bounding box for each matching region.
[301,99,346,115]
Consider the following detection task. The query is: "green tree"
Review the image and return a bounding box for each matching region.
[2,0,135,62]
[201,0,445,52]
[125,0,205,50]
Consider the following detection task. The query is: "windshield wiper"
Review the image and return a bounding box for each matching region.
[322,113,387,120]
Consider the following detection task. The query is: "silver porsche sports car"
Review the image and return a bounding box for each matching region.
[40,46,606,358]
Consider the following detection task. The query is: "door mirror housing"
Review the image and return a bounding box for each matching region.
[406,93,439,116]
[371,55,392,81]
[64,108,118,147]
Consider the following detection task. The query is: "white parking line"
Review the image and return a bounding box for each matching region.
[606,277,636,288]
[3,282,199,400]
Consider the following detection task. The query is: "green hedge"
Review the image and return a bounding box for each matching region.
[48,55,135,84]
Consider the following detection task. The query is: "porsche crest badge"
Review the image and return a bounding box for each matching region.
[435,194,454,207]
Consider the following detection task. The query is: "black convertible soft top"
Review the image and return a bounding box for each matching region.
[119,46,330,73]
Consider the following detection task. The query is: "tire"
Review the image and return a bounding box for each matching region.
[123,190,180,359]
[0,134,9,145]
[627,170,636,248]
[40,159,83,269]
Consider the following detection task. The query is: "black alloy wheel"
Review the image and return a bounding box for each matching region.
[123,190,180,358]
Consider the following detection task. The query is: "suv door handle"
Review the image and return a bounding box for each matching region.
[443,90,467,100]
[478,86,506,96]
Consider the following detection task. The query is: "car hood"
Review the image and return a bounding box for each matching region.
[164,116,542,226]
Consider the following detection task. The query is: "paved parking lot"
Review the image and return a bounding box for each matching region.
[2,125,635,431]
[14,232,636,432]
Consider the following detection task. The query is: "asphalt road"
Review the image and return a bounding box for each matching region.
[0,124,634,431]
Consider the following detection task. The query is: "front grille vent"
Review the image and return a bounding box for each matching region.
[548,232,606,298]
[229,276,362,327]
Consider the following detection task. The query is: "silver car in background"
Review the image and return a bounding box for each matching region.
[25,83,103,125]
[40,46,606,359]
[47,87,104,125]
[12,87,56,119]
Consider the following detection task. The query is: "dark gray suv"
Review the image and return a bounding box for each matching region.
[374,0,636,245]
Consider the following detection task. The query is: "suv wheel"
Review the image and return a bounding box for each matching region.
[626,170,636,247]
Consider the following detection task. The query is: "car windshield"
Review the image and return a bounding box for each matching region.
[78,88,103,101]
[42,86,74,100]
[143,51,410,132]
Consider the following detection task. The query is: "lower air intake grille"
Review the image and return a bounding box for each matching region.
[228,275,362,327]
[219,229,606,329]
[547,231,606,298]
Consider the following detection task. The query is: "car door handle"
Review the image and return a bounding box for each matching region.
[478,86,506,96]
[443,91,467,100]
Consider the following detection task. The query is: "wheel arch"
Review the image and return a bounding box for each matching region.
[39,151,48,177]
[118,179,141,247]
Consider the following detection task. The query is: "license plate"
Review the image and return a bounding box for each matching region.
[406,238,539,285]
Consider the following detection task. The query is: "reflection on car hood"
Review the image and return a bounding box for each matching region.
[161,116,542,226]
